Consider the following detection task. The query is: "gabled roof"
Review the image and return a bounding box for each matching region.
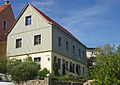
[0,4,10,13]
[8,3,86,48]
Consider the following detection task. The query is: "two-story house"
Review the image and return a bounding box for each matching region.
[7,3,87,77]
[0,0,15,57]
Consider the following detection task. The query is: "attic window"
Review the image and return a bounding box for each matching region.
[2,21,7,30]
[25,15,31,25]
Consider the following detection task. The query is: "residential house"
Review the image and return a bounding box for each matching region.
[0,0,15,57]
[86,48,96,66]
[7,3,87,77]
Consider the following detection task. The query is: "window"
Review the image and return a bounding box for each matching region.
[34,35,41,45]
[48,58,50,61]
[76,64,79,75]
[83,67,85,75]
[83,51,84,57]
[73,63,75,73]
[58,37,61,47]
[16,38,22,48]
[34,57,41,68]
[78,65,81,75]
[70,62,72,72]
[66,41,69,50]
[34,57,41,62]
[25,15,31,25]
[66,61,68,71]
[58,58,61,69]
[2,21,7,30]
[79,49,81,57]
[73,45,75,53]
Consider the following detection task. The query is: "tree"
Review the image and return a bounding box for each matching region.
[8,60,39,83]
[90,44,120,85]
[0,57,7,74]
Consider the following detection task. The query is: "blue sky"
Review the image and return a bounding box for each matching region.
[1,0,120,48]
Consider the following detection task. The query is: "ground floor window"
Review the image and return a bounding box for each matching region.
[34,57,41,68]
[65,61,68,71]
[83,67,85,76]
[78,65,81,75]
[58,58,61,69]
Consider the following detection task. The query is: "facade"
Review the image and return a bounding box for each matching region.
[7,3,87,77]
[86,48,96,66]
[0,1,15,57]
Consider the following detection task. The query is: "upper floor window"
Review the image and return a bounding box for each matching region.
[16,38,22,48]
[2,21,7,30]
[25,15,31,26]
[58,58,61,69]
[73,45,75,54]
[83,51,84,57]
[66,41,69,50]
[34,35,41,45]
[79,49,81,57]
[58,37,61,47]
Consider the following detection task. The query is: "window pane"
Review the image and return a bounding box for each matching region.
[34,35,41,45]
[2,21,6,30]
[16,38,22,48]
[73,45,75,53]
[58,37,61,47]
[79,49,81,57]
[66,61,68,71]
[34,57,41,68]
[58,58,61,69]
[66,41,69,50]
[25,16,31,25]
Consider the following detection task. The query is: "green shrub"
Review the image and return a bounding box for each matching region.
[90,44,120,85]
[8,60,39,83]
[37,68,49,79]
[0,57,7,74]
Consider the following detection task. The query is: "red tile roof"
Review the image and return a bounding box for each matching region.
[0,4,10,13]
[8,3,86,47]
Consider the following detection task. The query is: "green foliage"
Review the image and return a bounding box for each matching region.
[51,72,87,83]
[0,57,7,74]
[53,57,59,76]
[37,68,49,78]
[90,44,120,85]
[8,60,39,83]
[25,55,32,61]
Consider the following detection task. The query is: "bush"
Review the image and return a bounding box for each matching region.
[90,44,120,85]
[37,68,49,79]
[8,60,39,83]
[0,57,7,74]
[51,72,88,83]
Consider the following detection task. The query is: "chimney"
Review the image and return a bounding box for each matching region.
[5,0,9,5]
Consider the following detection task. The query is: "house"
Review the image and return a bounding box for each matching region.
[0,0,15,57]
[86,48,96,66]
[7,3,87,77]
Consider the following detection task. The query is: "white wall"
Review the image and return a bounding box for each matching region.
[7,5,52,57]
[9,51,52,72]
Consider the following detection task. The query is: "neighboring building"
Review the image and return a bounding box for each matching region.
[7,3,87,77]
[0,0,15,57]
[86,48,96,66]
